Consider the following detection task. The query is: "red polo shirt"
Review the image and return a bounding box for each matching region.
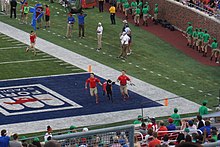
[86,77,100,88]
[45,7,50,16]
[117,75,130,86]
[30,34,36,43]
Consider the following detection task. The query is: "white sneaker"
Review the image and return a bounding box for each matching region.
[216,61,219,64]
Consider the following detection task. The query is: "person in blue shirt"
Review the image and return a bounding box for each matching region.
[0,129,10,147]
[166,117,176,131]
[66,13,75,38]
[77,12,87,38]
[199,120,211,136]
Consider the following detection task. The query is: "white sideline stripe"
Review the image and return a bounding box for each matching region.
[0,47,24,50]
[0,58,55,65]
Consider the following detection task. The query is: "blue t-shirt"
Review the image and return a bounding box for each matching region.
[77,14,87,25]
[166,123,176,131]
[0,136,10,147]
[199,126,211,136]
[67,16,75,24]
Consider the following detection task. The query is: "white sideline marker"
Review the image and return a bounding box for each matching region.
[0,58,55,65]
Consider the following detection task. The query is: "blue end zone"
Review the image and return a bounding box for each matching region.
[0,73,162,125]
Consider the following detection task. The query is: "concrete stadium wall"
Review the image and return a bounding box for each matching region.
[147,0,220,40]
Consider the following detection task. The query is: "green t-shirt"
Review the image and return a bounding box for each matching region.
[171,113,181,126]
[154,7,158,14]
[133,120,142,124]
[186,26,193,35]
[131,2,137,8]
[199,106,208,116]
[192,31,198,38]
[211,41,218,49]
[142,7,149,14]
[121,0,126,4]
[203,33,210,43]
[24,6,29,14]
[135,8,140,14]
[212,135,217,141]
[138,2,142,7]
[198,31,204,39]
[123,2,129,9]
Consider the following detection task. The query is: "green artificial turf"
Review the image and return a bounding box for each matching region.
[0,1,219,111]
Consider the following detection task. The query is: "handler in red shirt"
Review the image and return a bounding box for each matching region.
[148,132,161,147]
[45,5,50,28]
[117,70,131,100]
[26,31,37,55]
[85,73,102,104]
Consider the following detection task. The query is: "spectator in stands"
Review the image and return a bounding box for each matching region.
[161,134,169,146]
[44,140,61,147]
[166,117,176,131]
[210,129,218,141]
[69,125,77,133]
[44,126,52,142]
[186,22,193,48]
[176,142,203,147]
[185,134,192,142]
[145,128,153,143]
[21,136,28,147]
[188,120,198,135]
[118,132,128,146]
[147,117,158,131]
[202,29,210,57]
[133,115,143,124]
[210,38,219,63]
[111,136,122,147]
[148,132,161,147]
[82,127,89,132]
[176,133,185,145]
[134,6,140,26]
[196,115,205,129]
[32,137,42,147]
[199,100,208,116]
[171,108,181,126]
[157,120,168,137]
[0,129,10,147]
[199,120,211,136]
[142,4,149,26]
[139,122,147,135]
[9,133,22,147]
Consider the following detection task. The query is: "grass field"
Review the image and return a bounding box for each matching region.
[0,1,219,111]
[0,33,84,79]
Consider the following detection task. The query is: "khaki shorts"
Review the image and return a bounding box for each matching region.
[196,39,202,46]
[212,49,220,53]
[187,34,192,41]
[120,85,128,95]
[90,87,98,96]
[154,14,158,20]
[30,42,35,48]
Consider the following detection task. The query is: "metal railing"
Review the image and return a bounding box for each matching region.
[52,125,135,147]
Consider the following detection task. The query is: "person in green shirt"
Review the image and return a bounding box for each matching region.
[153,4,159,24]
[186,22,193,48]
[23,2,29,24]
[199,100,208,116]
[171,108,181,126]
[210,38,219,63]
[133,115,143,124]
[131,0,137,18]
[142,5,149,26]
[202,29,210,57]
[123,1,130,19]
[197,28,204,52]
[116,0,122,12]
[134,6,140,26]
[192,28,198,50]
[121,0,126,12]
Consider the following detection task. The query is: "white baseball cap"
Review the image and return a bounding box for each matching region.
[98,22,102,25]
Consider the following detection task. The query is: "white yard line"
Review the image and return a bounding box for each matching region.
[0,46,24,50]
[0,58,55,65]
